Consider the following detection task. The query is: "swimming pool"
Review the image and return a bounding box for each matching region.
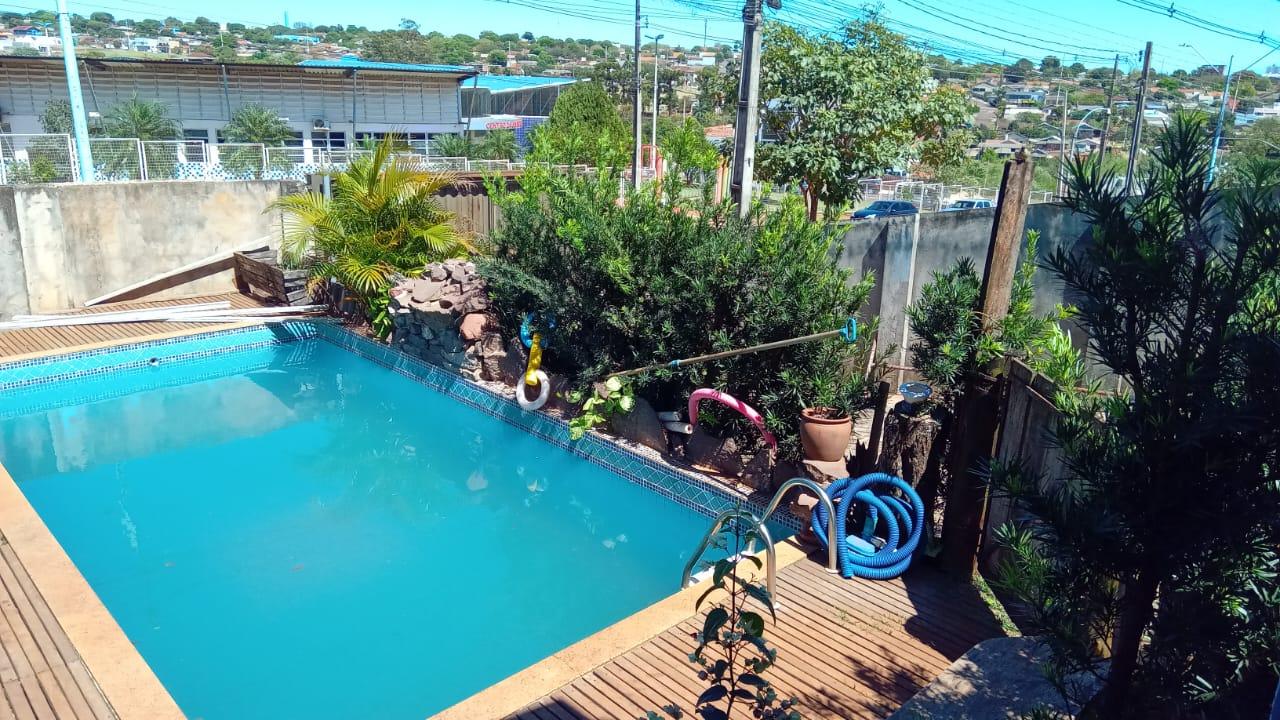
[0,323,773,719]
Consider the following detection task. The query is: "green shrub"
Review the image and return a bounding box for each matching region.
[480,168,881,458]
[270,134,467,338]
[905,230,1077,398]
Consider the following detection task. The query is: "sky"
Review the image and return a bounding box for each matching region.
[60,0,1280,75]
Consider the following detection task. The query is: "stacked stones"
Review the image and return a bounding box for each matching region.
[388,259,523,383]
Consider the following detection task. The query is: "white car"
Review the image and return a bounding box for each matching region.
[942,199,994,212]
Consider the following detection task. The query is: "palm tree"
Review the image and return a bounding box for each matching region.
[478,130,518,161]
[222,105,293,145]
[270,134,468,337]
[430,133,472,158]
[103,97,180,139]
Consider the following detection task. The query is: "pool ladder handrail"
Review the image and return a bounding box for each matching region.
[680,477,840,601]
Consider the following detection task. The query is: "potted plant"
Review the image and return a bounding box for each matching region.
[797,370,857,462]
[799,405,852,462]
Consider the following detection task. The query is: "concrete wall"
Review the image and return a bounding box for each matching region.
[836,203,1094,375]
[0,180,301,318]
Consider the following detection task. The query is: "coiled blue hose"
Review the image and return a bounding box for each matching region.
[810,473,925,580]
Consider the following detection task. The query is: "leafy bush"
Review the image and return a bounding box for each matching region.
[270,134,468,337]
[993,114,1280,719]
[480,168,880,459]
[905,230,1077,398]
[528,81,629,166]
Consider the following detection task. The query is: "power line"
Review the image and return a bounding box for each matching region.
[1115,0,1279,50]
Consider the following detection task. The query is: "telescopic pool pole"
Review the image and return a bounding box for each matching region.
[605,318,857,379]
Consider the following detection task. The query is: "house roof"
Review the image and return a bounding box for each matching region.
[0,54,477,81]
[704,124,734,139]
[468,74,579,93]
[298,56,475,76]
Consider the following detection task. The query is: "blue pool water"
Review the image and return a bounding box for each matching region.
[0,338,733,719]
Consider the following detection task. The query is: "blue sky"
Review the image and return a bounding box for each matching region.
[66,0,1280,74]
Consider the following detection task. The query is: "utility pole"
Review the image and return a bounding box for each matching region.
[631,1,643,190]
[1207,55,1233,185]
[1125,41,1153,194]
[1057,83,1068,196]
[940,150,1036,578]
[57,0,95,182]
[729,0,764,219]
[649,33,665,168]
[1098,54,1119,160]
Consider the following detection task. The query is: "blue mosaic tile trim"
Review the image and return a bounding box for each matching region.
[310,323,799,531]
[0,322,320,392]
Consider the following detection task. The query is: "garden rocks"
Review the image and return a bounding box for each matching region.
[610,397,667,453]
[389,259,509,382]
[685,427,745,477]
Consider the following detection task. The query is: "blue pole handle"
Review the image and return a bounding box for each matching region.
[839,317,857,344]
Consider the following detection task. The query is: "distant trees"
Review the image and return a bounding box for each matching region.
[1040,55,1061,75]
[758,16,973,220]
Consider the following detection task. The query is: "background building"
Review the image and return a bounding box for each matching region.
[0,56,475,158]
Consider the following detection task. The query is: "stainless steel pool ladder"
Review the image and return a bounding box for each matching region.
[679,478,839,601]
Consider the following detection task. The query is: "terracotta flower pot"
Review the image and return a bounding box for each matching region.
[799,406,852,463]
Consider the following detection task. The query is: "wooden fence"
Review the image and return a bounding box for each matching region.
[979,358,1072,573]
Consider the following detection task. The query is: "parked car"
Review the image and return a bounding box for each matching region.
[851,200,918,219]
[942,199,994,212]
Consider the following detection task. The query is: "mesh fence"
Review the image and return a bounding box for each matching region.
[209,143,267,180]
[89,138,143,181]
[140,140,210,180]
[0,134,76,184]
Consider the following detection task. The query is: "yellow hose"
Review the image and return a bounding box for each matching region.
[524,332,543,386]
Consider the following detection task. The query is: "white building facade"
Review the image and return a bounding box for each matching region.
[0,56,474,159]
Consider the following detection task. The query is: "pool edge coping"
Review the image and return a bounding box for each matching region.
[430,538,812,720]
[0,460,185,720]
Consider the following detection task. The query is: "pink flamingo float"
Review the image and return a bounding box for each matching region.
[688,388,777,450]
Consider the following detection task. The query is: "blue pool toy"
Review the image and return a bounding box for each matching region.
[519,313,556,349]
[809,473,925,580]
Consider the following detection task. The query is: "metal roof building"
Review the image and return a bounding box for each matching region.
[461,74,579,119]
[0,56,476,151]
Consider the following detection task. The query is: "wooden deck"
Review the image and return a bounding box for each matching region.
[0,293,264,361]
[0,538,115,720]
[508,552,1006,720]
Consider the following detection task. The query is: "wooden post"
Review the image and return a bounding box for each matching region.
[940,150,1035,577]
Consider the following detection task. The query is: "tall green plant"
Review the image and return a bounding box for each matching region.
[758,15,972,220]
[993,113,1280,719]
[222,104,294,144]
[646,517,801,720]
[270,134,467,337]
[103,97,180,140]
[480,168,880,459]
[905,230,1077,398]
[431,133,472,158]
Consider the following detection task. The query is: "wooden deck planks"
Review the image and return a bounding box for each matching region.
[0,293,265,360]
[509,554,1005,720]
[0,541,113,720]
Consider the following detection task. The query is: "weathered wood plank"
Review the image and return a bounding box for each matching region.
[509,555,1004,720]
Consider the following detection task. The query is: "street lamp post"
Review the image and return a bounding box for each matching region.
[646,33,664,171]
[1180,44,1233,185]
[1071,107,1105,155]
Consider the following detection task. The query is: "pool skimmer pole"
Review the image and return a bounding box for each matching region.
[605,318,857,379]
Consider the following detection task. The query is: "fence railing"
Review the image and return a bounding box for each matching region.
[859,177,1057,212]
[0,135,568,185]
[0,133,77,184]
